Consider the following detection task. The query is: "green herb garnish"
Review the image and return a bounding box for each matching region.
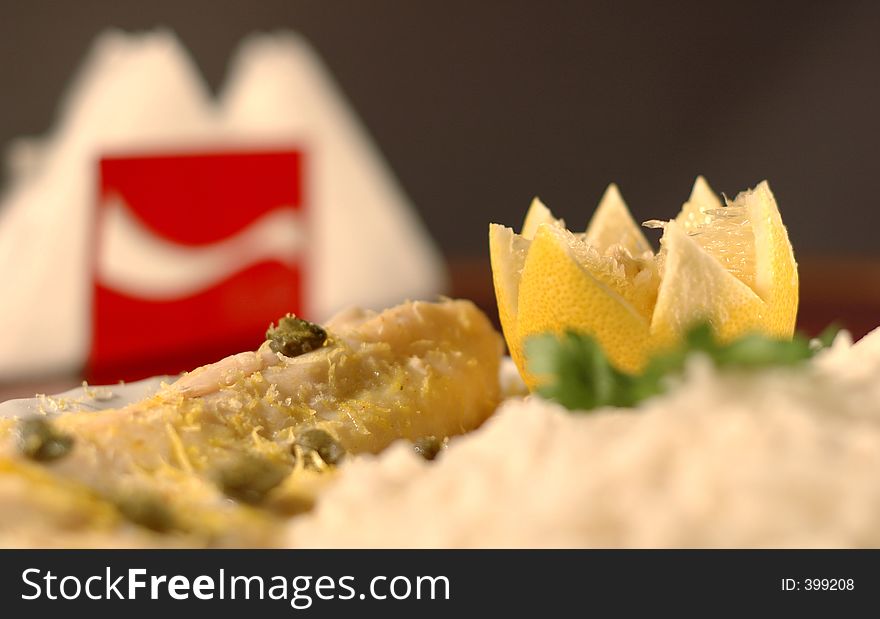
[525,322,839,412]
[814,322,842,350]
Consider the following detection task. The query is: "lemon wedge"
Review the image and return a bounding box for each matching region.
[489,178,799,388]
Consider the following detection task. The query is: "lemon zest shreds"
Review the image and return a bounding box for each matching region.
[164,423,193,474]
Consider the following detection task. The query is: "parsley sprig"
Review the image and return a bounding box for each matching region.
[524,323,840,412]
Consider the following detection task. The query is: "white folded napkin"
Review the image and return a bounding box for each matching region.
[0,29,445,379]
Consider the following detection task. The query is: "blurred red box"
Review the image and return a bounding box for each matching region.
[88,149,306,383]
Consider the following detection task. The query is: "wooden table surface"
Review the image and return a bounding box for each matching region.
[2,255,878,403]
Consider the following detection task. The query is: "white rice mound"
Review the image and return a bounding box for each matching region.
[287,327,880,548]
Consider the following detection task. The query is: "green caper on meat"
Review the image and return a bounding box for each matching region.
[17,417,74,462]
[295,428,346,466]
[215,454,289,505]
[413,436,444,461]
[266,315,327,358]
[113,492,175,533]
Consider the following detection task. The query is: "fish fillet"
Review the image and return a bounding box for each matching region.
[0,298,503,546]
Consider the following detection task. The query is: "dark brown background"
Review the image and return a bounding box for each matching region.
[1,0,879,257]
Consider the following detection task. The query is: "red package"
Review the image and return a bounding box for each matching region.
[89,149,306,382]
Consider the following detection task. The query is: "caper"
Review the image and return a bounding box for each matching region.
[266,315,327,358]
[16,417,74,462]
[215,454,289,505]
[113,492,175,533]
[413,436,444,461]
[295,428,345,466]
